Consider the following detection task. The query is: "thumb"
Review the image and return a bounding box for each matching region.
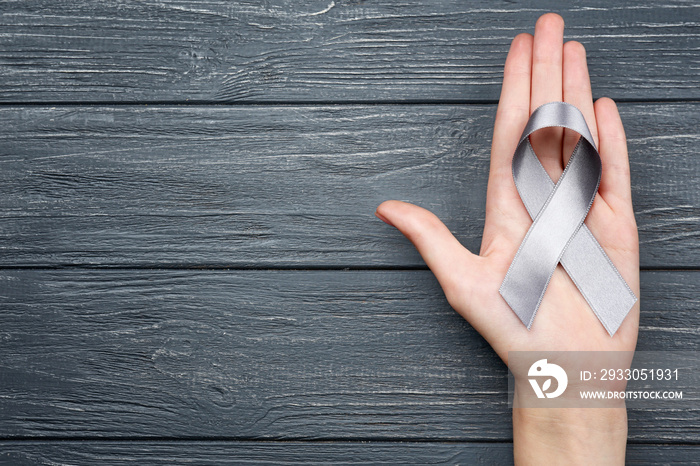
[375,200,481,309]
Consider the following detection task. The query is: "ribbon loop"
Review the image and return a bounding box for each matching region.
[499,102,636,335]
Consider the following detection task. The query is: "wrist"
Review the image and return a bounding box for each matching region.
[513,399,627,465]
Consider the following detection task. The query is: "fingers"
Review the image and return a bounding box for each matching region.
[375,200,480,303]
[530,13,565,181]
[563,40,598,165]
[531,13,565,109]
[594,98,633,212]
[491,33,533,175]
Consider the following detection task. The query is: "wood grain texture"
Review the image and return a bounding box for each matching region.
[1,1,698,102]
[1,270,697,441]
[0,442,514,466]
[0,103,697,267]
[1,441,698,465]
[3,0,697,460]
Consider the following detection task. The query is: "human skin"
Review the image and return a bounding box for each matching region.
[375,13,639,465]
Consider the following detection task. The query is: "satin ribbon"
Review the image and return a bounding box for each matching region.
[499,102,636,335]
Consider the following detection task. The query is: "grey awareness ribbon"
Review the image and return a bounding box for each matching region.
[499,102,637,335]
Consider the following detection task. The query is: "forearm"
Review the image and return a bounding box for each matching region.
[513,404,627,465]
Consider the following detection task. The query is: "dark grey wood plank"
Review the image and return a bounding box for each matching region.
[0,441,514,466]
[0,270,697,441]
[1,1,698,102]
[0,441,698,465]
[0,103,697,267]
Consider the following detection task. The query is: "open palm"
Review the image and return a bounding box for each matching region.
[376,14,640,364]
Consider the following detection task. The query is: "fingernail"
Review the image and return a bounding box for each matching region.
[375,210,395,227]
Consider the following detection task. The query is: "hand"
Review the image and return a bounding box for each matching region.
[375,13,639,464]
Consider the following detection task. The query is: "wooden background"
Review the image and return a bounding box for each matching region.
[1,1,698,464]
